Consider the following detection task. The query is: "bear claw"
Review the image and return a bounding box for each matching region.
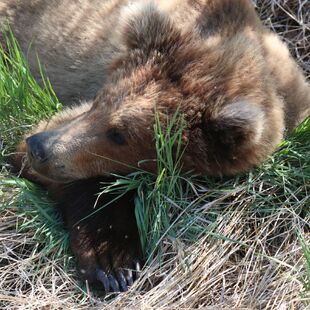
[116,271,128,292]
[125,269,133,286]
[134,261,141,280]
[96,269,110,292]
[108,274,120,292]
[96,268,139,293]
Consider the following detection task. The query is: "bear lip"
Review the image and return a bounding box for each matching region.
[27,155,74,184]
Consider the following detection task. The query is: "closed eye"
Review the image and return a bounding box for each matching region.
[106,128,127,145]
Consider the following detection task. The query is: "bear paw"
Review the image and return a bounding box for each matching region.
[69,218,142,293]
[55,178,142,293]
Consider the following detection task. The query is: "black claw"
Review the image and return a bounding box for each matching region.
[108,275,120,293]
[135,261,141,272]
[134,261,141,280]
[96,269,110,292]
[116,271,128,292]
[125,269,134,286]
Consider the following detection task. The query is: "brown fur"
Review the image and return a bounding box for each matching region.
[2,0,309,182]
[2,0,310,291]
[52,178,141,289]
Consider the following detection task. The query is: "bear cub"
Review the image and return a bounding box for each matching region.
[1,0,309,292]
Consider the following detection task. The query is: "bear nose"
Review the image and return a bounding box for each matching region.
[26,134,48,163]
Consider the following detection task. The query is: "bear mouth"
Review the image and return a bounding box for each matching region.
[27,153,73,184]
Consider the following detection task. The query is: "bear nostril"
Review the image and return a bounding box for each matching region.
[26,135,48,164]
[30,147,47,163]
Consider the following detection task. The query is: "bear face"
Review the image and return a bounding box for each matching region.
[20,3,293,183]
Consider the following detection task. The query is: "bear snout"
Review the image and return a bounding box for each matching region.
[25,131,62,178]
[26,133,49,164]
[25,129,86,182]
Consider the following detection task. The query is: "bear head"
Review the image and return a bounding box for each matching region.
[22,3,284,183]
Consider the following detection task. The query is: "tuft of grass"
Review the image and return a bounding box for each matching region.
[97,115,310,268]
[0,29,61,163]
[0,30,81,307]
[0,27,68,263]
[0,177,70,264]
[96,110,203,259]
[96,111,309,263]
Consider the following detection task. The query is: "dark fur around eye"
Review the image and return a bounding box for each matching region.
[106,128,127,145]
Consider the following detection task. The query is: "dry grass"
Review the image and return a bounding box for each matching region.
[254,0,310,77]
[0,1,310,309]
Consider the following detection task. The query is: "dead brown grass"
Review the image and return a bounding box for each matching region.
[254,0,310,77]
[0,1,309,309]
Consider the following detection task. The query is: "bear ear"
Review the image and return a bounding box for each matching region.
[120,2,183,53]
[203,101,265,154]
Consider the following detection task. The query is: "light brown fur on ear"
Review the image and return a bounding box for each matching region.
[211,101,266,145]
[198,97,284,176]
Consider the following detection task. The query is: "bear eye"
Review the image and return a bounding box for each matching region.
[106,128,126,145]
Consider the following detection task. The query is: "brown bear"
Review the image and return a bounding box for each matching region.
[1,0,309,292]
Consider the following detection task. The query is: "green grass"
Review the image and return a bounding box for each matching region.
[94,113,309,262]
[0,177,69,259]
[0,29,61,163]
[0,28,309,307]
[0,30,71,284]
[96,110,202,259]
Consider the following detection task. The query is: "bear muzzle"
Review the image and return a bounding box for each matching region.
[26,131,71,182]
[26,133,49,164]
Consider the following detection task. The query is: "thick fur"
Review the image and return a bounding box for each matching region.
[1,0,309,291]
[51,178,141,290]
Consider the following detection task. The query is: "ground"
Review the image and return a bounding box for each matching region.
[0,1,309,309]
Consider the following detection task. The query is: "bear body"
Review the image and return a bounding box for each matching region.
[1,0,309,291]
